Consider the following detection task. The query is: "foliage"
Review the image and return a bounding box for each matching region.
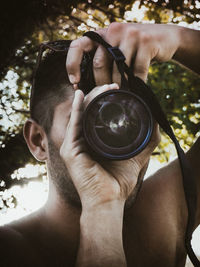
[1,0,200,211]
[148,62,200,161]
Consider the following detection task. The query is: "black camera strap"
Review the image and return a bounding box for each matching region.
[84,31,199,266]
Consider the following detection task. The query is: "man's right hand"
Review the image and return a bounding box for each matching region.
[60,85,159,210]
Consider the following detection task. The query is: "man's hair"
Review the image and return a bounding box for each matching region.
[30,51,73,134]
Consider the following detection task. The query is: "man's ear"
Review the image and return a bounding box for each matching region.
[23,119,48,161]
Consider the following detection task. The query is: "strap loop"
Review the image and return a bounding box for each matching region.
[107,47,126,62]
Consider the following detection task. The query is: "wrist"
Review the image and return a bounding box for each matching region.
[80,200,125,236]
[173,26,189,58]
[79,187,127,212]
[173,26,200,73]
[81,198,125,214]
[78,200,126,267]
[80,200,125,244]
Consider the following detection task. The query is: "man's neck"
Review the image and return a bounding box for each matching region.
[43,182,81,247]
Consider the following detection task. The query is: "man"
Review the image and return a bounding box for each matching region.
[0,23,200,267]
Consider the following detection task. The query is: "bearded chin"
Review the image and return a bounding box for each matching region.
[47,138,81,208]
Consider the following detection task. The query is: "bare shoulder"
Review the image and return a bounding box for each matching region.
[0,215,44,267]
[142,158,186,208]
[0,224,25,255]
[133,135,200,231]
[130,157,188,232]
[123,158,188,265]
[0,224,30,266]
[0,223,25,241]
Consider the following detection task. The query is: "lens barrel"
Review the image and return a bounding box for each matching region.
[83,89,153,160]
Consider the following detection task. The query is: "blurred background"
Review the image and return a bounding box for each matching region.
[0,0,200,265]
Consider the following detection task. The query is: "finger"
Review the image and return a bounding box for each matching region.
[93,45,112,86]
[66,90,84,144]
[66,37,97,85]
[134,47,151,82]
[95,26,121,86]
[60,90,94,166]
[112,40,138,86]
[84,83,119,108]
[119,37,138,67]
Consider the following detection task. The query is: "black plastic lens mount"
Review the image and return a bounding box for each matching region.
[83,89,154,160]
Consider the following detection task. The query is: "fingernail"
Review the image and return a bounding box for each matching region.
[111,83,119,89]
[69,74,76,84]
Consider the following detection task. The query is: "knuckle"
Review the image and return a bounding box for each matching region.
[125,26,139,39]
[139,32,152,44]
[107,22,122,34]
[69,39,81,49]
[71,147,80,159]
[69,37,93,52]
[80,36,94,51]
[60,146,69,161]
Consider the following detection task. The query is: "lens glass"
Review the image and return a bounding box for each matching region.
[94,94,141,148]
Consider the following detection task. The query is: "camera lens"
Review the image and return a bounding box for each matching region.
[97,101,140,148]
[83,90,153,160]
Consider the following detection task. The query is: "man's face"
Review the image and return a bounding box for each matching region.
[46,87,149,209]
[47,92,81,207]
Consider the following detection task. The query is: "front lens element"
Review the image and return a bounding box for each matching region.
[83,90,153,159]
[96,101,140,147]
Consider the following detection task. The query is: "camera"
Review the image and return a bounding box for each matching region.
[79,37,154,160]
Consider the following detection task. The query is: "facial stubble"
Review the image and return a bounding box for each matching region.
[47,138,146,210]
[47,138,81,208]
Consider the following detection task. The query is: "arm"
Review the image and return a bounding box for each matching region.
[173,26,200,74]
[60,86,159,266]
[77,202,126,267]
